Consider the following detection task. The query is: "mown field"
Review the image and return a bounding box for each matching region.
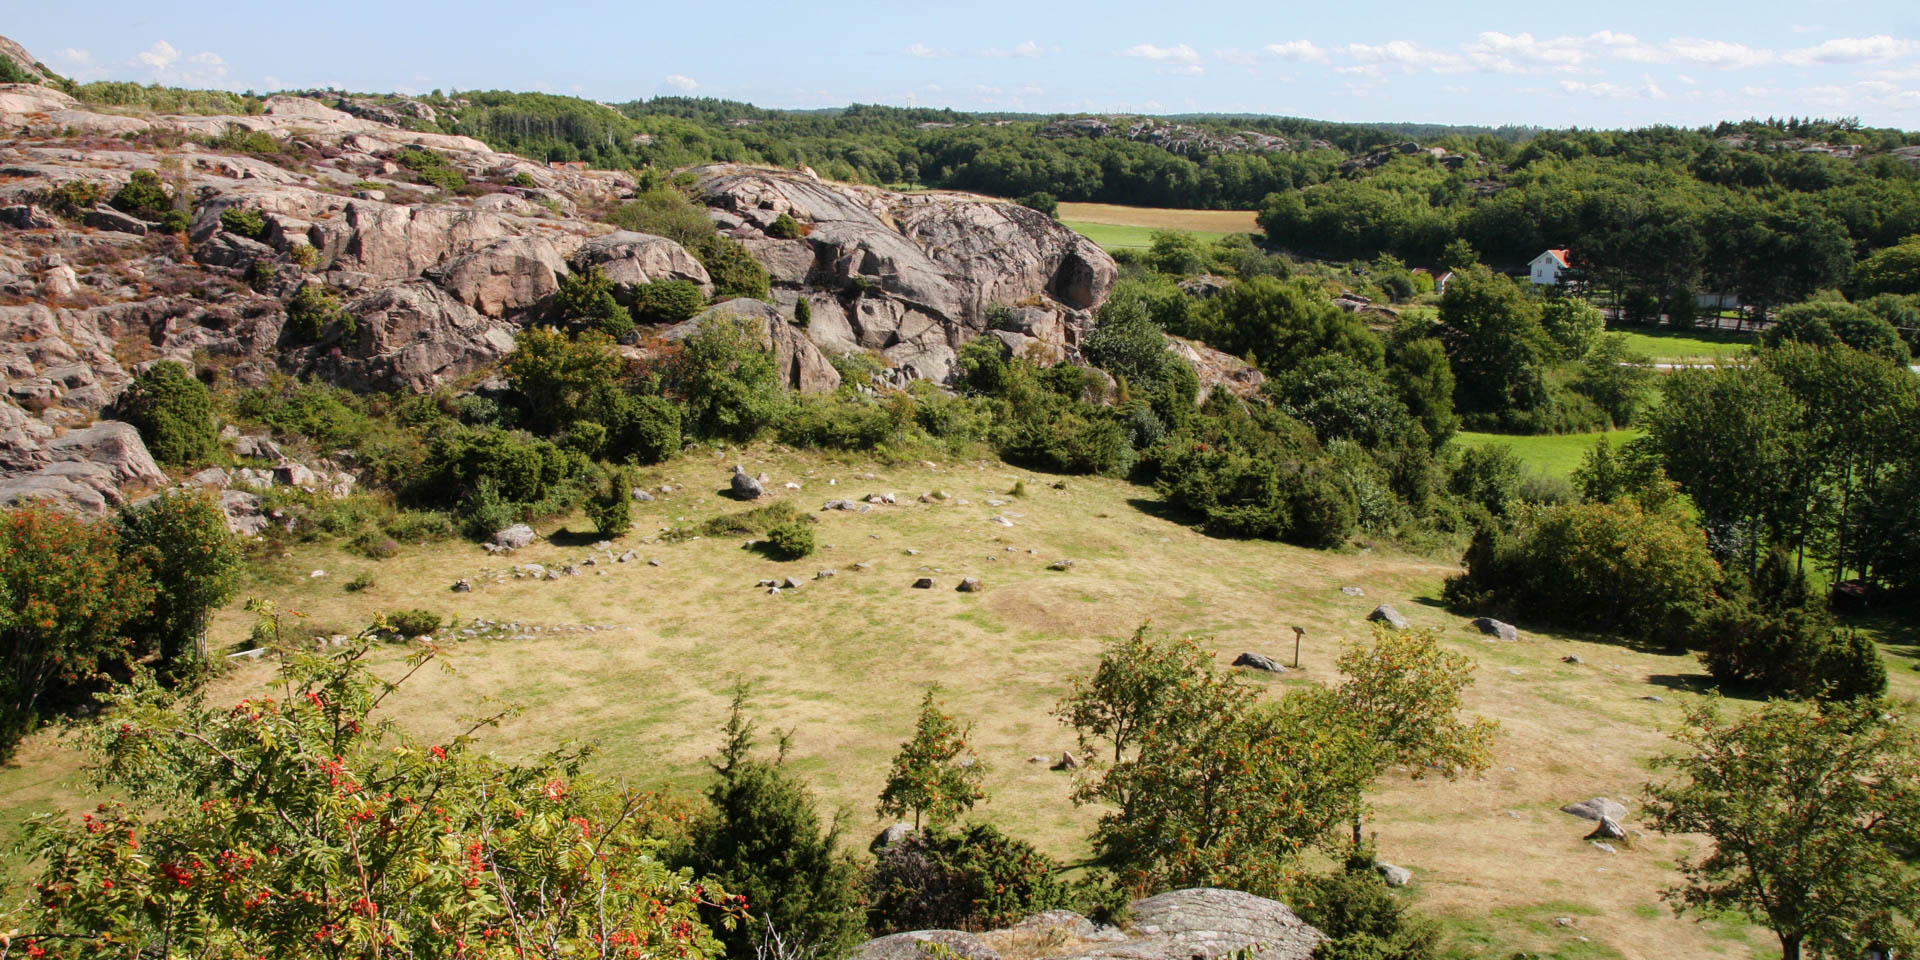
[1455,430,1647,479]
[4,448,1913,959]
[1058,202,1261,251]
[1607,327,1756,365]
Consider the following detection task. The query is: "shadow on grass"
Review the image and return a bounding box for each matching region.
[545,527,606,548]
[1124,496,1191,524]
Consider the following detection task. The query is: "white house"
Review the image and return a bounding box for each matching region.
[1528,249,1571,286]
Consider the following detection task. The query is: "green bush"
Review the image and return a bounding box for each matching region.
[1698,549,1887,700]
[394,148,466,192]
[344,571,376,592]
[586,465,633,538]
[110,170,173,221]
[510,172,538,188]
[1445,498,1720,644]
[867,825,1070,934]
[1287,867,1440,960]
[793,297,812,328]
[117,361,217,467]
[608,393,683,464]
[774,393,899,451]
[661,315,785,441]
[554,266,631,336]
[765,212,804,239]
[634,278,705,323]
[41,180,105,219]
[244,259,278,290]
[219,206,268,240]
[761,515,816,560]
[1016,192,1059,218]
[692,234,771,300]
[116,490,242,681]
[349,529,401,560]
[286,282,354,343]
[384,609,442,638]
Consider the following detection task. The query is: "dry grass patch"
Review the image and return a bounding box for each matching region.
[1055,203,1261,233]
[5,446,1886,958]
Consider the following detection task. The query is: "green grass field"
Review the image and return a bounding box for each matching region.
[1060,220,1238,251]
[1607,326,1756,364]
[1455,429,1646,478]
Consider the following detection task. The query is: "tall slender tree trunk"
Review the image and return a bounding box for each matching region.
[1778,932,1800,960]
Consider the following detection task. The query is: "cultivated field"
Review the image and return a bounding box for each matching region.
[5,447,1913,959]
[1058,203,1261,250]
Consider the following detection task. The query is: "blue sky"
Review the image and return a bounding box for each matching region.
[11,1,1920,128]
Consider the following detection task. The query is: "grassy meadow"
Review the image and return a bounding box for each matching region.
[5,445,1905,959]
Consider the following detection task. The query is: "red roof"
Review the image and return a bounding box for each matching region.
[1544,248,1571,267]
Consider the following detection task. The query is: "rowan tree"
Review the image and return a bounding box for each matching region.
[1644,698,1920,960]
[116,490,243,681]
[877,688,985,830]
[0,506,154,760]
[12,633,741,959]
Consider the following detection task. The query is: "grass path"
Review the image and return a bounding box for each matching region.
[1,446,1873,959]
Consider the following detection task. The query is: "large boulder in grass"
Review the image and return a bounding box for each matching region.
[1057,888,1324,960]
[1367,604,1411,630]
[729,464,765,500]
[1561,797,1628,823]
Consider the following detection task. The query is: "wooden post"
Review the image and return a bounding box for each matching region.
[1291,626,1305,668]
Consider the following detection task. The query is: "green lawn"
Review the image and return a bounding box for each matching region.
[1060,220,1238,251]
[1606,326,1756,364]
[1454,429,1645,478]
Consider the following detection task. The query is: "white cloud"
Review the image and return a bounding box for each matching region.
[1216,47,1258,67]
[663,74,698,91]
[1165,64,1205,77]
[58,47,91,66]
[1666,37,1774,69]
[1341,40,1466,73]
[1643,73,1668,100]
[1123,43,1201,64]
[134,40,180,72]
[903,42,949,59]
[1265,40,1328,63]
[126,40,230,86]
[1784,35,1920,65]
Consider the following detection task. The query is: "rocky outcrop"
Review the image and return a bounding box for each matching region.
[869,890,1324,960]
[693,165,1116,383]
[661,301,840,393]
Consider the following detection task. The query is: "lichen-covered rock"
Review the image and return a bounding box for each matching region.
[852,931,1000,960]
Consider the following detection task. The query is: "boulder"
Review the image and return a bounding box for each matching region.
[219,489,268,536]
[1472,617,1519,642]
[1560,797,1628,823]
[870,822,914,852]
[852,932,999,960]
[1058,888,1324,960]
[234,435,282,460]
[957,577,982,593]
[1231,652,1286,673]
[1366,604,1411,630]
[1586,816,1628,840]
[46,421,166,489]
[0,204,56,230]
[492,524,536,550]
[194,232,277,269]
[83,206,152,235]
[570,230,712,299]
[1374,862,1412,887]
[729,464,765,500]
[912,577,935,589]
[425,235,566,318]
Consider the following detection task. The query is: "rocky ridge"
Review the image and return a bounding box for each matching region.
[0,36,1121,514]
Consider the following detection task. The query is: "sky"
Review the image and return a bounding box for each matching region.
[11,1,1920,129]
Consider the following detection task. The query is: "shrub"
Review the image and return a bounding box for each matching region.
[218,206,267,240]
[349,529,401,560]
[867,825,1069,934]
[761,514,816,560]
[116,491,242,682]
[678,692,866,960]
[344,571,376,592]
[1539,297,1604,359]
[117,360,218,467]
[691,234,771,300]
[394,147,466,192]
[1445,499,1720,644]
[657,315,785,441]
[1287,867,1441,960]
[287,243,321,271]
[793,297,811,328]
[554,266,630,336]
[41,180,105,219]
[609,393,683,464]
[633,278,705,323]
[501,327,624,435]
[244,258,277,290]
[1698,549,1887,700]
[385,609,442,638]
[765,212,805,239]
[510,171,538,188]
[110,170,173,221]
[286,282,354,342]
[586,465,633,538]
[1016,192,1059,218]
